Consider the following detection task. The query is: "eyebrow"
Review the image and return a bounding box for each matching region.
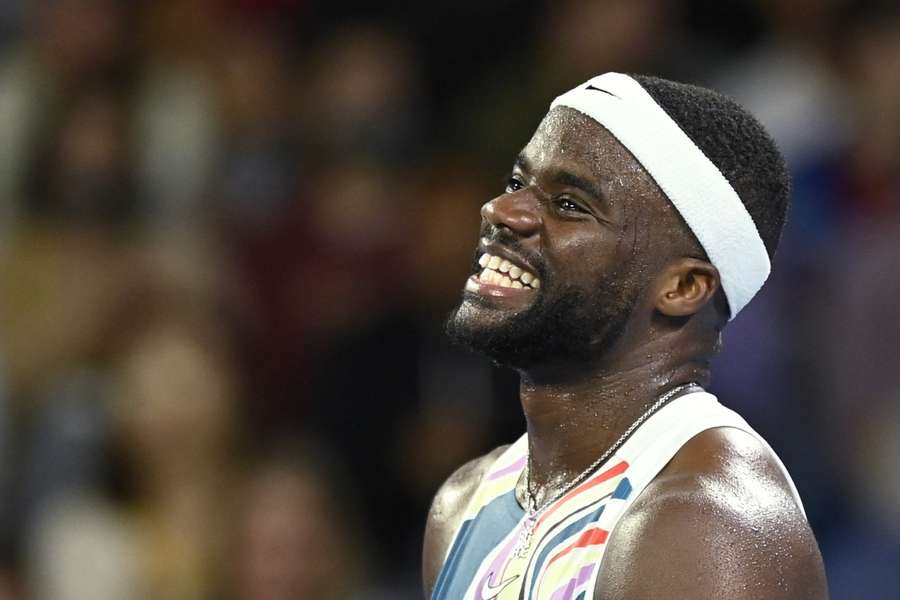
[514,153,604,202]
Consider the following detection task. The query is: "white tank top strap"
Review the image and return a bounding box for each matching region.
[455,434,529,527]
[615,390,806,519]
[487,433,529,477]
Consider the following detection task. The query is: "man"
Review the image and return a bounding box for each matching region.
[423,73,828,599]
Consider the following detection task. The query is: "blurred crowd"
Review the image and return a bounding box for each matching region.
[0,0,896,598]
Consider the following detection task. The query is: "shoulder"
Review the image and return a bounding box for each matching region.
[422,444,511,597]
[596,427,828,600]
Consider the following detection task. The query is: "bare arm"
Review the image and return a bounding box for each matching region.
[596,428,828,599]
[422,445,510,599]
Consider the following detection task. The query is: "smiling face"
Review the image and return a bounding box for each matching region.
[446,107,697,370]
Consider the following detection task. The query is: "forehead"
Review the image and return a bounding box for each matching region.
[522,106,660,203]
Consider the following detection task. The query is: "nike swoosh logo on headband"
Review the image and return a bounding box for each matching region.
[585,84,619,98]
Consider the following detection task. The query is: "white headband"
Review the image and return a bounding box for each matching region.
[550,72,770,319]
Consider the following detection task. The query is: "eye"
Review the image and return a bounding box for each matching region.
[555,197,586,214]
[505,176,525,193]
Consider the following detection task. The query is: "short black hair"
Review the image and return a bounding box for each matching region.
[631,74,790,259]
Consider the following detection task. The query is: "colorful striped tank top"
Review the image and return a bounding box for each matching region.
[431,391,805,600]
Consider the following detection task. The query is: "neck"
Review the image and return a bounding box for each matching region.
[519,327,711,504]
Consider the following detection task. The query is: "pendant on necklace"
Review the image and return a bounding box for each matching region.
[514,514,538,558]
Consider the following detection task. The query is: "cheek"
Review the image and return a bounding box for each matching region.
[544,221,630,285]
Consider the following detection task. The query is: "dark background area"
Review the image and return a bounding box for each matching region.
[0,0,897,598]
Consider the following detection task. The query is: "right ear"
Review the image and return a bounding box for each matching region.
[653,258,721,318]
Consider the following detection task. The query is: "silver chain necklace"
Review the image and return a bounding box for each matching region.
[514,382,700,558]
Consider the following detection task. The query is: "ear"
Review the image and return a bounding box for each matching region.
[655,258,720,317]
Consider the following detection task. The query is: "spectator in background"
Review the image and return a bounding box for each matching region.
[230,444,366,600]
[836,2,900,218]
[227,23,423,429]
[27,310,242,600]
[302,24,423,168]
[713,0,854,171]
[135,0,222,225]
[0,0,137,237]
[211,23,298,232]
[24,84,140,224]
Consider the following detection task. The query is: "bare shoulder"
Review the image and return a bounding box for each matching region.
[596,427,828,600]
[422,444,511,598]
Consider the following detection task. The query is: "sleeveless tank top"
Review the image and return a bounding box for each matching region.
[431,391,805,600]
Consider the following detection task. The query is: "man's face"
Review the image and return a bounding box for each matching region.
[446,107,669,370]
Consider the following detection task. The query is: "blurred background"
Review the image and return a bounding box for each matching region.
[0,0,896,598]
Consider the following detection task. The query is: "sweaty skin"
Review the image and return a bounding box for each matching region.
[423,108,828,599]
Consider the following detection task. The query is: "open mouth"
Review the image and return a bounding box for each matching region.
[472,253,541,290]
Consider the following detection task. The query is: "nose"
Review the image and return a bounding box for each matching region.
[481,190,541,237]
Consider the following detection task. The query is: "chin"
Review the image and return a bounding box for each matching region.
[445,290,593,371]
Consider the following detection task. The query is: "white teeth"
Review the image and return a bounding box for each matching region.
[474,254,539,290]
